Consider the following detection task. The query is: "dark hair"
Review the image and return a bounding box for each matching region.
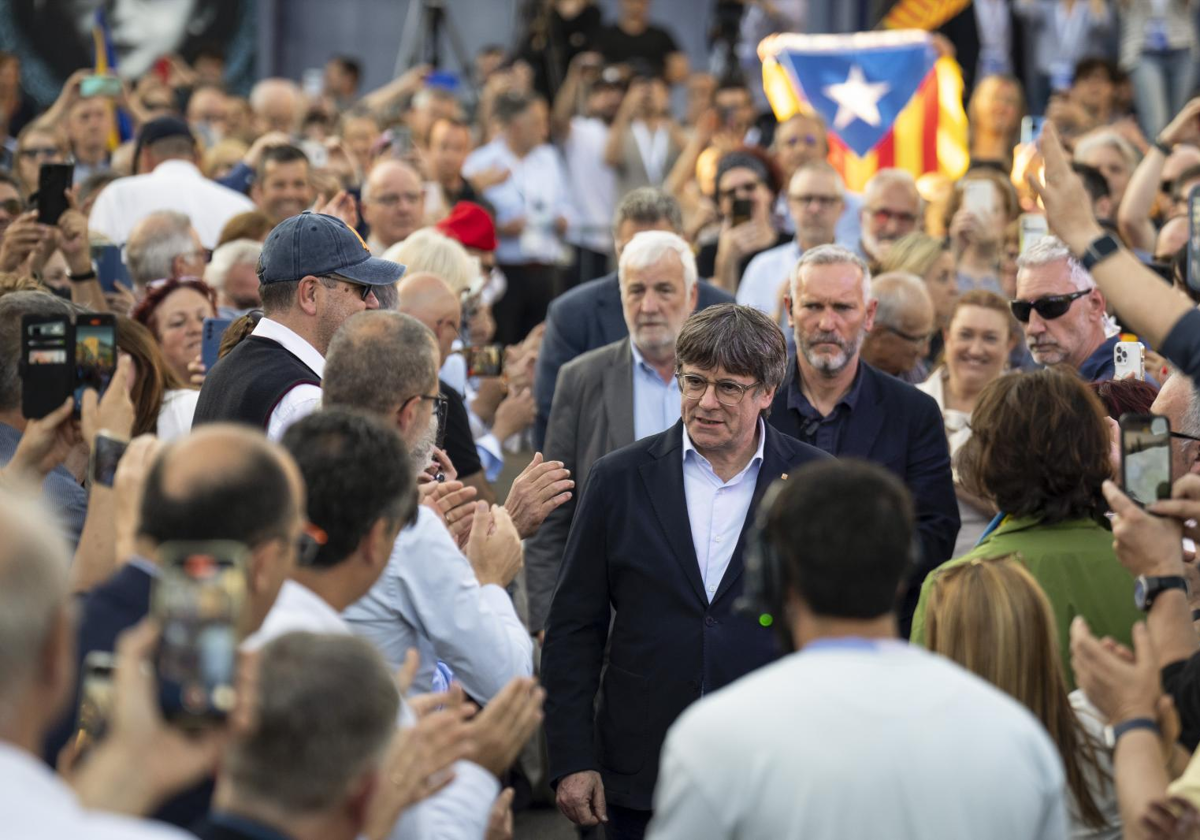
[139,437,296,547]
[219,311,262,359]
[766,459,915,618]
[255,144,309,184]
[130,278,218,339]
[0,290,71,411]
[715,147,781,196]
[281,408,418,568]
[329,56,361,84]
[117,316,187,435]
[1172,164,1200,201]
[612,187,682,235]
[675,304,788,407]
[1072,162,1110,201]
[958,368,1112,524]
[258,280,300,315]
[1088,378,1159,420]
[493,91,533,125]
[1074,57,1118,84]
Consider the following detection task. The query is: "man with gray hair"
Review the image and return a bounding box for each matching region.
[859,168,921,265]
[205,238,263,319]
[526,230,700,634]
[535,188,734,448]
[861,272,936,383]
[543,303,829,838]
[769,244,958,636]
[1013,235,1116,381]
[1151,371,1200,481]
[124,210,207,292]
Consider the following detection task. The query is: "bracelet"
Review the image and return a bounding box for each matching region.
[67,269,97,283]
[1154,138,1173,157]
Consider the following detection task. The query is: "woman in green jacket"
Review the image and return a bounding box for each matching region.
[910,367,1142,687]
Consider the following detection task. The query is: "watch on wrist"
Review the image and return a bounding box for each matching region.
[1135,574,1190,611]
[1103,716,1160,749]
[1078,233,1121,272]
[67,269,97,283]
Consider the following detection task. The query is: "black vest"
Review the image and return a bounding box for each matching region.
[192,336,320,430]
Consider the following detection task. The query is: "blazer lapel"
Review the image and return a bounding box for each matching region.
[639,422,708,607]
[602,340,635,449]
[838,364,885,459]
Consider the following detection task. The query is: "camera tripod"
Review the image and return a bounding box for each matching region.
[393,0,475,91]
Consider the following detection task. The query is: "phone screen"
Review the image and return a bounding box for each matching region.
[1020,115,1045,146]
[202,318,233,372]
[464,344,504,378]
[730,197,753,227]
[91,432,128,488]
[73,315,116,413]
[22,315,72,419]
[1121,413,1173,506]
[75,651,116,757]
[434,394,449,451]
[80,74,122,98]
[37,163,74,226]
[1188,186,1200,294]
[153,541,248,725]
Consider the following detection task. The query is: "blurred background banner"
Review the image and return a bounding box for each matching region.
[760,30,968,192]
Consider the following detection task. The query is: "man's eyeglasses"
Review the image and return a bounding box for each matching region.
[868,207,918,227]
[782,134,820,148]
[789,193,840,208]
[1172,431,1200,445]
[677,373,761,406]
[324,274,375,301]
[1010,288,1092,323]
[372,192,422,207]
[883,324,933,346]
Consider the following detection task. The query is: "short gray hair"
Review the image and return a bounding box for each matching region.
[789,161,844,198]
[1074,130,1141,172]
[618,230,697,293]
[323,310,439,416]
[1162,367,1200,439]
[125,210,196,289]
[205,239,262,291]
[792,243,873,302]
[675,303,788,401]
[0,488,70,722]
[0,291,72,411]
[1015,235,1094,292]
[221,632,399,813]
[863,168,919,208]
[385,228,476,296]
[612,187,682,237]
[871,272,932,328]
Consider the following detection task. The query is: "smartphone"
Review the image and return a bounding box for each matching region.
[80,74,122,98]
[463,344,504,378]
[391,127,414,158]
[1019,213,1049,254]
[90,432,128,488]
[74,651,116,757]
[37,163,74,225]
[91,244,132,294]
[20,314,73,419]
[1120,413,1173,507]
[202,318,233,372]
[152,541,249,726]
[1114,341,1146,381]
[434,392,449,451]
[963,180,996,220]
[73,313,116,415]
[1020,115,1045,146]
[1187,186,1200,295]
[730,197,753,227]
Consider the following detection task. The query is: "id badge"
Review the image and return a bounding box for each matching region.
[1146,19,1170,52]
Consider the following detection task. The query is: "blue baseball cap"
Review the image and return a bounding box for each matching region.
[258,212,406,286]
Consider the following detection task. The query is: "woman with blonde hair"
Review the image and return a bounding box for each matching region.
[880,232,959,363]
[384,227,478,296]
[925,556,1119,838]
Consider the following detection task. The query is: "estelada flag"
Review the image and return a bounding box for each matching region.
[760,30,969,193]
[91,9,133,150]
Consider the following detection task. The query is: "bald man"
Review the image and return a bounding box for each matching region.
[249,77,301,136]
[362,160,425,255]
[42,425,305,826]
[861,272,936,382]
[396,271,461,363]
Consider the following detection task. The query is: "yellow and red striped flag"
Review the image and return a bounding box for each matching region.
[759,30,969,193]
[880,0,972,31]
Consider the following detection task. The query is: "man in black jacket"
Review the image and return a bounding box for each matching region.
[542,304,829,839]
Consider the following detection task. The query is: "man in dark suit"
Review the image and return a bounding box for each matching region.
[42,425,304,827]
[526,230,699,634]
[534,188,734,448]
[767,245,959,635]
[542,304,830,839]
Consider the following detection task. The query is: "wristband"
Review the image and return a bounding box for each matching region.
[67,269,97,283]
[1103,716,1160,749]
[1078,233,1122,272]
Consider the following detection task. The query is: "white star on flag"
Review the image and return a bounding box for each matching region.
[823,65,891,131]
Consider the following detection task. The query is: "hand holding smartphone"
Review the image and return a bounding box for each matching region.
[1120,413,1173,507]
[463,344,504,378]
[37,163,73,226]
[201,318,233,372]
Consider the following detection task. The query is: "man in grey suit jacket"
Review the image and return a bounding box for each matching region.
[526,231,699,633]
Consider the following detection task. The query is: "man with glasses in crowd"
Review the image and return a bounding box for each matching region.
[542,303,828,840]
[858,168,921,268]
[860,272,937,384]
[771,113,863,247]
[768,245,958,637]
[193,211,403,438]
[1012,236,1118,382]
[362,159,425,255]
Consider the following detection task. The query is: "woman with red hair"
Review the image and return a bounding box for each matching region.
[131,277,218,386]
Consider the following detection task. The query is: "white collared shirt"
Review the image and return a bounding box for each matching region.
[737,240,802,318]
[681,418,766,601]
[250,317,325,442]
[0,741,192,839]
[241,580,501,840]
[343,506,533,701]
[630,340,681,442]
[88,159,255,249]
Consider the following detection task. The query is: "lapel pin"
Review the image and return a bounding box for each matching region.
[780,473,788,481]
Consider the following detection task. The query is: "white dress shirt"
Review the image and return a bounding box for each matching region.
[681,418,766,601]
[242,580,500,840]
[563,116,616,254]
[88,159,255,249]
[249,317,325,442]
[649,641,1068,840]
[156,389,199,442]
[0,741,192,839]
[737,240,801,318]
[343,506,533,701]
[630,341,681,441]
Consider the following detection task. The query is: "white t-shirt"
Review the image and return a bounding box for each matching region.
[650,640,1068,840]
[563,116,617,254]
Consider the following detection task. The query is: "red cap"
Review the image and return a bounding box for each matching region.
[435,202,497,253]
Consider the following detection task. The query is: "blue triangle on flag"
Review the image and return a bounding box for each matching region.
[776,43,936,158]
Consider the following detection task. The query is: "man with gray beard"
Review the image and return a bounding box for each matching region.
[766,244,959,636]
[321,310,534,700]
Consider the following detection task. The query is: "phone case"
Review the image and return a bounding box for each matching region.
[1114,341,1145,381]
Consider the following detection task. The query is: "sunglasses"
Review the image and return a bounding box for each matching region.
[1010,288,1092,323]
[868,208,918,227]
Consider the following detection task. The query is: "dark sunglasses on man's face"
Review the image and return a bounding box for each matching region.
[1009,288,1092,323]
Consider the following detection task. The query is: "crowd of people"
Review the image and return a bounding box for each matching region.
[8,0,1200,838]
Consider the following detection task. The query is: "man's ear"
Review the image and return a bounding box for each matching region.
[296,276,321,316]
[360,516,399,572]
[863,297,879,332]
